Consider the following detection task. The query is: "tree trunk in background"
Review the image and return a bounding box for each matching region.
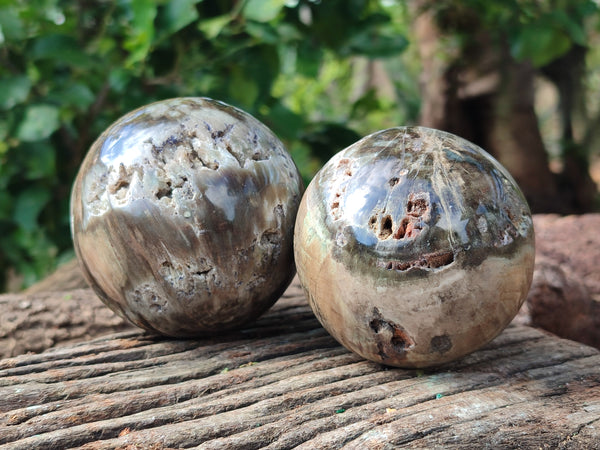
[485,57,561,212]
[541,46,598,212]
[412,4,589,214]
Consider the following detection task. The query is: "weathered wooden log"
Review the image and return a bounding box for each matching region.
[0,288,134,359]
[1,280,599,449]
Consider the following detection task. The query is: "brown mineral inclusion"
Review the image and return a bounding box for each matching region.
[294,126,535,368]
[71,97,303,337]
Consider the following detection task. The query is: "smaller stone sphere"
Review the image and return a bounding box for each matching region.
[71,97,303,337]
[294,126,535,368]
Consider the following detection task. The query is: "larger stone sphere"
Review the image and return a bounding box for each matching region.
[294,126,535,368]
[71,97,303,337]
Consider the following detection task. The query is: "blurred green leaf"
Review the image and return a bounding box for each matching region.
[350,88,380,120]
[288,141,320,185]
[344,28,408,58]
[0,76,31,110]
[16,104,60,142]
[228,67,259,108]
[276,23,302,42]
[51,83,95,110]
[0,191,12,220]
[301,122,362,163]
[246,22,279,44]
[0,119,8,142]
[0,148,18,189]
[262,101,305,141]
[124,0,158,66]
[13,186,52,232]
[243,0,287,22]
[0,6,25,41]
[549,10,586,46]
[23,141,56,179]
[11,227,58,288]
[30,34,92,68]
[295,42,323,78]
[511,25,571,67]
[109,68,131,93]
[26,62,41,84]
[229,44,280,106]
[160,0,200,35]
[198,14,232,39]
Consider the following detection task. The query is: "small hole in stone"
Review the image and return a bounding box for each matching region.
[504,206,515,221]
[369,308,415,360]
[156,182,173,200]
[261,229,281,246]
[379,215,393,239]
[430,334,452,354]
[407,198,428,216]
[112,179,129,193]
[273,204,284,219]
[425,251,455,268]
[391,334,408,352]
[378,250,454,272]
[394,218,409,239]
[369,318,384,333]
[368,215,378,232]
[389,177,399,187]
[395,261,410,271]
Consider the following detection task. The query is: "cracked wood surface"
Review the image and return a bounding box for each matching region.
[1,280,599,449]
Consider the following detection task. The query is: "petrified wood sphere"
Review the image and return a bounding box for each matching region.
[71,97,303,337]
[294,126,535,368]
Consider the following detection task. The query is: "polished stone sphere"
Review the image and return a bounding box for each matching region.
[71,97,303,337]
[294,126,535,368]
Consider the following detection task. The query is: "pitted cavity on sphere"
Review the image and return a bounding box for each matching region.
[369,307,415,361]
[368,191,431,243]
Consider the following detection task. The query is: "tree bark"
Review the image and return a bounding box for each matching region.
[1,279,600,449]
[412,3,566,213]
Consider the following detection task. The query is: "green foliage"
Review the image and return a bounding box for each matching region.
[429,0,598,67]
[0,0,415,290]
[504,1,596,67]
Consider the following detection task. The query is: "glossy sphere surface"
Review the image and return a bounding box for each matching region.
[294,127,535,368]
[71,97,303,337]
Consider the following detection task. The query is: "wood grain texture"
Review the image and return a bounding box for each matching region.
[1,280,599,449]
[0,288,134,358]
